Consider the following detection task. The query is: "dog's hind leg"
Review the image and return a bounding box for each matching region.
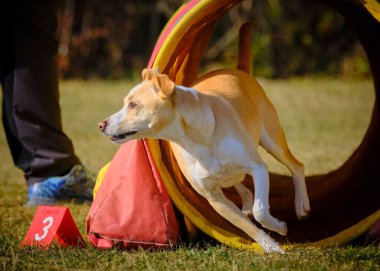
[234,183,253,218]
[260,110,310,219]
[250,162,287,235]
[201,187,284,253]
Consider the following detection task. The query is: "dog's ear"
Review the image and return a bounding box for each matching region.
[151,74,175,99]
[142,67,160,81]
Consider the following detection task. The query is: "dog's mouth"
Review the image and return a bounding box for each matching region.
[111,130,138,142]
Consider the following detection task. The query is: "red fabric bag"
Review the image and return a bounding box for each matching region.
[86,139,180,249]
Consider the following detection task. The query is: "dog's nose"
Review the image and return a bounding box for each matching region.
[98,120,107,132]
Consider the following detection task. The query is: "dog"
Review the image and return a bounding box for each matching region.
[99,26,310,253]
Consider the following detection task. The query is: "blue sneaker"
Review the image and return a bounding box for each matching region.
[26,165,95,207]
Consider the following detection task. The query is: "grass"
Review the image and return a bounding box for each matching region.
[0,77,379,270]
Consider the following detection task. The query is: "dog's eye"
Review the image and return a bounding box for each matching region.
[128,101,138,109]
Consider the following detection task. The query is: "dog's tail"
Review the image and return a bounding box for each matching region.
[237,22,255,75]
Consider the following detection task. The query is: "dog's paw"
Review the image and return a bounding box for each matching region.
[256,231,285,254]
[276,221,287,236]
[295,194,311,220]
[253,208,287,236]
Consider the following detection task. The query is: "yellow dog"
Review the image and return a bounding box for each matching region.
[99,26,310,253]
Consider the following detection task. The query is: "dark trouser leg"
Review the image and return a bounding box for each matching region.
[0,0,80,185]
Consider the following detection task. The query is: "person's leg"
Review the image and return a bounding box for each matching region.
[1,0,80,184]
[1,0,94,205]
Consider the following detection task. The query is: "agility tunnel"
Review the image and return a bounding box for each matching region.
[87,0,380,251]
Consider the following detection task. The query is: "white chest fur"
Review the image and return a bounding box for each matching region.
[170,135,251,191]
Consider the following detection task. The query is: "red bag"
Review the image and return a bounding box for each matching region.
[86,139,180,249]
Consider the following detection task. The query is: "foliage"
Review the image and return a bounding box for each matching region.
[206,0,370,78]
[58,0,182,78]
[58,0,371,79]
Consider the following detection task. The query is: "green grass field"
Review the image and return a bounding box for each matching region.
[0,78,379,270]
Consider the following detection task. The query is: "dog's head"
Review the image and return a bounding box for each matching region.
[99,68,177,144]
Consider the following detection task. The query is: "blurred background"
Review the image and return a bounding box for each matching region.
[56,0,371,79]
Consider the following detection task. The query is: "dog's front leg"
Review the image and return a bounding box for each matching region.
[201,187,284,253]
[251,163,287,236]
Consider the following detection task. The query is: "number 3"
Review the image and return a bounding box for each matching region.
[35,216,54,241]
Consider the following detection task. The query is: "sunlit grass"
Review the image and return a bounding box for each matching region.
[258,77,374,176]
[0,78,378,270]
